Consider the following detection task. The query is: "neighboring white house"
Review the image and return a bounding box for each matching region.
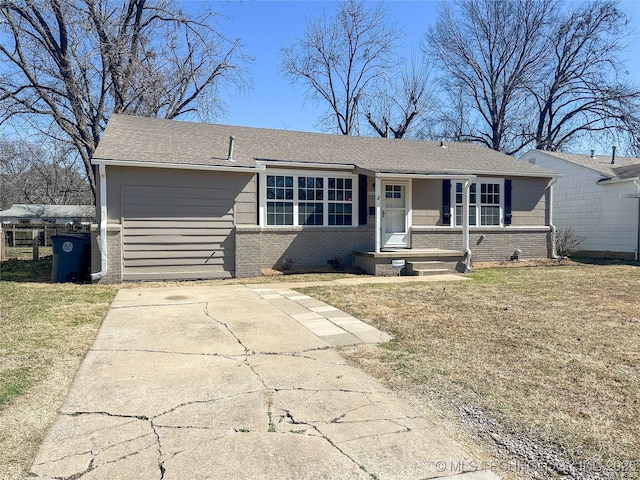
[521,149,640,260]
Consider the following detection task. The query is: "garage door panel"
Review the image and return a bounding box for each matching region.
[123,245,225,260]
[123,218,233,228]
[123,204,232,217]
[123,234,232,245]
[121,185,235,280]
[123,196,235,209]
[125,185,241,200]
[123,257,227,267]
[123,265,232,281]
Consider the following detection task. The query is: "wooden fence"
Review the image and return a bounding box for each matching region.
[2,223,91,248]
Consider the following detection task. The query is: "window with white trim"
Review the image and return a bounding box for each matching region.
[453,180,503,227]
[298,176,324,225]
[265,173,356,227]
[266,175,294,225]
[328,177,353,225]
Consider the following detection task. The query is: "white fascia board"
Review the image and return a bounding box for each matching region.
[256,160,355,170]
[262,167,358,177]
[92,158,263,172]
[597,176,640,185]
[375,173,476,180]
[471,170,560,178]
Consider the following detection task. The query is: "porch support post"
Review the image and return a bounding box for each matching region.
[258,171,266,227]
[375,176,381,253]
[462,179,471,270]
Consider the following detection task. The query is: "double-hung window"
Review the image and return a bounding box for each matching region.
[298,176,324,225]
[328,177,353,225]
[265,173,355,227]
[266,175,294,225]
[453,179,503,227]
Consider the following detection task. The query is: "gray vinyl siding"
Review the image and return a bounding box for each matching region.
[105,166,256,223]
[409,177,548,228]
[510,177,548,226]
[412,179,442,226]
[105,166,256,281]
[121,185,235,280]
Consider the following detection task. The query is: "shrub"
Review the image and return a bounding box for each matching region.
[555,226,585,257]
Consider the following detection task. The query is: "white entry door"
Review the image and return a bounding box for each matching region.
[381,182,409,248]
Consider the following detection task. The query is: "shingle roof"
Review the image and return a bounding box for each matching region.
[533,151,640,179]
[93,114,555,177]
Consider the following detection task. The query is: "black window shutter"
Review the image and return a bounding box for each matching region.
[442,179,451,225]
[504,179,512,225]
[358,174,368,225]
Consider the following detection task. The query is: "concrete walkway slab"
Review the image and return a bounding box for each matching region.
[30,281,498,480]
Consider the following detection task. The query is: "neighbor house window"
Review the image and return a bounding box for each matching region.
[265,173,356,227]
[453,180,502,227]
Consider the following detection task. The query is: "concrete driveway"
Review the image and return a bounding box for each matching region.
[30,280,499,480]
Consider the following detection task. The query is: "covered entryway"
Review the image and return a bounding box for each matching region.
[380,181,410,248]
[121,186,235,280]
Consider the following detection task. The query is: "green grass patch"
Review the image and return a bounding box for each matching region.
[0,368,35,411]
[0,257,52,282]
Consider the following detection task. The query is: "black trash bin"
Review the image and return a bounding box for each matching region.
[51,234,91,283]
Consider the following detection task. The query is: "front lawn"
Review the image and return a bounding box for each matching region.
[301,265,640,479]
[0,257,117,480]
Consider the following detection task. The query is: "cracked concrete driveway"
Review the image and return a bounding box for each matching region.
[30,283,499,480]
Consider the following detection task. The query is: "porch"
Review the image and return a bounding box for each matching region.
[352,248,467,277]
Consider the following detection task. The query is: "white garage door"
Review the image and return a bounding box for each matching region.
[121,186,235,280]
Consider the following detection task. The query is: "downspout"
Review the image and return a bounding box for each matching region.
[634,178,640,261]
[548,177,559,259]
[91,163,108,281]
[462,179,472,271]
[374,177,381,253]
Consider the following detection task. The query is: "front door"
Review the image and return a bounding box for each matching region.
[381,182,409,248]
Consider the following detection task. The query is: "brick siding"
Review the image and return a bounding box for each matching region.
[235,226,375,277]
[411,227,552,262]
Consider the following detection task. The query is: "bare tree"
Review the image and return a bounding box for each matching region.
[0,137,92,208]
[364,52,434,139]
[0,0,248,200]
[280,0,400,135]
[425,0,557,154]
[417,85,473,143]
[532,1,640,151]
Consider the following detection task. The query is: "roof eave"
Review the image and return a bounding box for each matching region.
[92,157,263,172]
[256,159,355,170]
[597,176,640,185]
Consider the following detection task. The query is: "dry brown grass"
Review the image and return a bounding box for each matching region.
[301,264,640,479]
[0,281,117,480]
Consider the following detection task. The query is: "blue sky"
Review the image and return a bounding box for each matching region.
[211,0,640,134]
[213,0,448,132]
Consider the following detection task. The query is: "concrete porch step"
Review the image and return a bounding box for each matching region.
[407,261,455,276]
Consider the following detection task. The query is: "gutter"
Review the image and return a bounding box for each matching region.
[91,163,108,281]
[597,176,640,185]
[92,158,262,172]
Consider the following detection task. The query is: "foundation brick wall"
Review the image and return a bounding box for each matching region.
[411,227,552,262]
[235,226,375,277]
